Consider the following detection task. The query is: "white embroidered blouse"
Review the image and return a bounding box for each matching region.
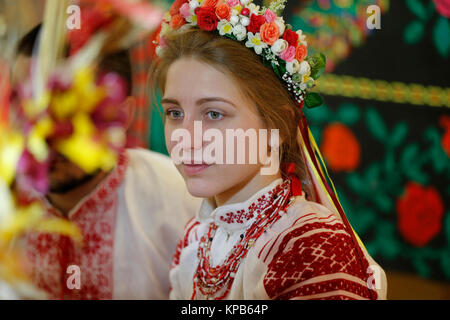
[169,178,387,300]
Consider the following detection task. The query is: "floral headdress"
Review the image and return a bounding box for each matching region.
[154,0,326,109]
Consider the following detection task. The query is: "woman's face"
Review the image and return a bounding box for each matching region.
[163,57,276,203]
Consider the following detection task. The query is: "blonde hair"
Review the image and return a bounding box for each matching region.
[149,28,315,200]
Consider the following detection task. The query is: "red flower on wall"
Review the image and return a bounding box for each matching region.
[396,182,444,247]
[320,123,361,172]
[440,115,450,157]
[433,0,450,18]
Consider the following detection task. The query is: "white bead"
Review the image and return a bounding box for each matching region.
[240,16,250,27]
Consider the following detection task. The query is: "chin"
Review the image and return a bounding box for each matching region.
[184,176,222,199]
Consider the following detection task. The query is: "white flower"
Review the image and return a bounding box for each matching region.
[240,16,250,27]
[286,59,301,74]
[247,3,261,15]
[233,24,247,41]
[296,29,307,46]
[218,20,233,36]
[189,0,200,9]
[240,0,251,5]
[245,32,267,54]
[275,17,285,36]
[186,11,198,25]
[298,61,311,75]
[271,39,288,55]
[230,15,240,25]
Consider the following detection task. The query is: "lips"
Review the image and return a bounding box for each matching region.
[182,163,211,175]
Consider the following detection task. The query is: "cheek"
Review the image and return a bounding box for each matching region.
[164,124,176,154]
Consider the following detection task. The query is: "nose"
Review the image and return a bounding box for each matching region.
[181,118,203,152]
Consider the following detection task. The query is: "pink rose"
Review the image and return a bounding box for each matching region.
[264,9,277,23]
[280,45,296,62]
[226,0,239,7]
[179,3,191,18]
[433,0,450,18]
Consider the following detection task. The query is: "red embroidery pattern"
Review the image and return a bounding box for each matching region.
[171,218,200,269]
[263,219,377,300]
[26,152,128,300]
[192,180,292,300]
[218,190,282,225]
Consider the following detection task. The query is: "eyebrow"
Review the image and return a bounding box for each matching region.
[161,97,237,108]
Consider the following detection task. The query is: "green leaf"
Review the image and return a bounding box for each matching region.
[303,104,332,123]
[374,193,393,213]
[306,53,326,80]
[445,212,450,247]
[271,61,281,78]
[400,143,419,169]
[376,223,400,259]
[336,103,361,126]
[305,92,324,108]
[406,0,428,20]
[384,151,396,174]
[309,126,322,144]
[412,257,431,278]
[404,20,425,44]
[346,173,366,195]
[441,251,450,280]
[366,107,388,141]
[365,163,380,190]
[224,33,237,41]
[390,122,409,147]
[424,127,449,173]
[433,17,450,58]
[352,208,376,235]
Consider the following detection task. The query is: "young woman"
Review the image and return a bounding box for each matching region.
[151,0,387,300]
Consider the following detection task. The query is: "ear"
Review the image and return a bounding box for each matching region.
[122,96,136,130]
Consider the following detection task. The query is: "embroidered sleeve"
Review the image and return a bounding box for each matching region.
[262,212,378,300]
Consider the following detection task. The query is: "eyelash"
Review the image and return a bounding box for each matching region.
[165,109,184,120]
[164,109,224,121]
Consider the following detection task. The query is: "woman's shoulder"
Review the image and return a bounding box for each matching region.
[255,195,383,300]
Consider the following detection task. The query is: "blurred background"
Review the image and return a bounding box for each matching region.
[2,0,450,299]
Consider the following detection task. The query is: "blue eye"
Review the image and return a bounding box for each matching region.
[166,109,184,120]
[206,111,223,120]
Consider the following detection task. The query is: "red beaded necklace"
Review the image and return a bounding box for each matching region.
[191,179,294,300]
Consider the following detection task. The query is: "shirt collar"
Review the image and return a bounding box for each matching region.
[196,178,285,232]
[41,151,128,220]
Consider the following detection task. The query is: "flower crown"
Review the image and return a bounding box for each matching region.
[155,0,326,108]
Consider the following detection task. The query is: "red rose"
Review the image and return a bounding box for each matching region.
[396,182,444,247]
[247,14,266,34]
[282,29,299,47]
[320,123,361,172]
[169,0,189,16]
[196,7,219,31]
